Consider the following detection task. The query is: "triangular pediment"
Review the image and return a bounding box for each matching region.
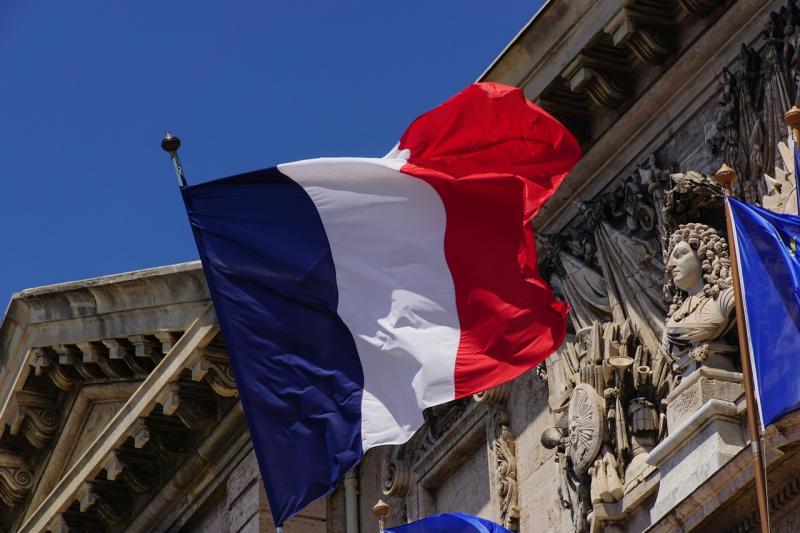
[24,381,142,520]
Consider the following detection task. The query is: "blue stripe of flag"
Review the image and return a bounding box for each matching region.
[182,167,364,525]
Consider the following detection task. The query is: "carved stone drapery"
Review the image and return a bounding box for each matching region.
[591,220,665,355]
[540,235,612,331]
[543,159,668,348]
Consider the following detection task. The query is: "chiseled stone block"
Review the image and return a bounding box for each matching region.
[226,449,327,533]
[646,399,745,524]
[666,368,743,432]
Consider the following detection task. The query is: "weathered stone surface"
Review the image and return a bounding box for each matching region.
[518,455,573,533]
[226,449,326,533]
[666,368,743,431]
[647,399,745,523]
[435,444,492,519]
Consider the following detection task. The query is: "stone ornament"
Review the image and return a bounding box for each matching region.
[492,409,520,531]
[567,384,605,474]
[662,223,737,377]
[473,382,512,405]
[542,318,672,532]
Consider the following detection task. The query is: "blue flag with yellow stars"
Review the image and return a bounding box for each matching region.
[728,197,800,426]
[385,513,513,533]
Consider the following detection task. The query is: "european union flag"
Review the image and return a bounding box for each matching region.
[728,197,800,426]
[385,513,513,533]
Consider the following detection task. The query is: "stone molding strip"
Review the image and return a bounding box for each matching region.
[668,366,743,401]
[647,409,800,532]
[646,398,739,466]
[126,403,249,532]
[18,304,218,533]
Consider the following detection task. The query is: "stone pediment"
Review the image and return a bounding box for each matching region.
[24,381,140,522]
[0,263,248,532]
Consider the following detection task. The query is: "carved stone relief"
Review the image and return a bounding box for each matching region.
[382,386,522,530]
[662,223,736,378]
[532,5,800,531]
[489,409,520,531]
[705,1,800,213]
[541,319,671,532]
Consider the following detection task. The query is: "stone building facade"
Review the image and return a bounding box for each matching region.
[5,0,800,531]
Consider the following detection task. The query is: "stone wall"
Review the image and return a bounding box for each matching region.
[181,448,328,533]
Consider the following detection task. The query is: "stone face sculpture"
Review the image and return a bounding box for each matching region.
[661,223,736,377]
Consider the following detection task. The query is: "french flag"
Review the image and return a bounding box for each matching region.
[182,83,580,525]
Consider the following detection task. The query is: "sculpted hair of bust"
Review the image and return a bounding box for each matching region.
[664,223,732,317]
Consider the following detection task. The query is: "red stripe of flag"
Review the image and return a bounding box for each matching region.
[398,82,581,397]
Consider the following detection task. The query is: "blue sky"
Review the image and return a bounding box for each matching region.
[0,1,540,306]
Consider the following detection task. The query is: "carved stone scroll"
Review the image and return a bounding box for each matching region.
[0,452,33,507]
[679,0,725,17]
[8,390,59,449]
[490,409,520,531]
[191,348,237,398]
[474,383,512,405]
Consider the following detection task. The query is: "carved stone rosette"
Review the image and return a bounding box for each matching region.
[567,384,605,475]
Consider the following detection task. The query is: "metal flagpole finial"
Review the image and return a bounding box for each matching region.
[372,499,390,532]
[785,105,800,131]
[161,131,187,187]
[786,106,800,151]
[715,163,736,195]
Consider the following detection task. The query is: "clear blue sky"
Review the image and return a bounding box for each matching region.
[0,1,541,307]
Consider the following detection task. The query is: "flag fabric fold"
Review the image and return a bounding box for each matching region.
[181,82,580,524]
[385,512,513,533]
[728,197,800,426]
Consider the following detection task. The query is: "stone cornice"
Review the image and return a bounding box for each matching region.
[17,305,219,532]
[0,262,208,429]
[481,0,782,234]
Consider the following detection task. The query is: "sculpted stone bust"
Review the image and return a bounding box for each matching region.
[661,223,737,376]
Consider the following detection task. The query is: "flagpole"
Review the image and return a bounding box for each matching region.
[715,164,770,533]
[785,107,800,213]
[373,499,390,533]
[160,131,188,187]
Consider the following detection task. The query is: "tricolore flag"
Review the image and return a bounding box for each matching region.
[182,83,581,525]
[728,197,800,426]
[385,512,513,533]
